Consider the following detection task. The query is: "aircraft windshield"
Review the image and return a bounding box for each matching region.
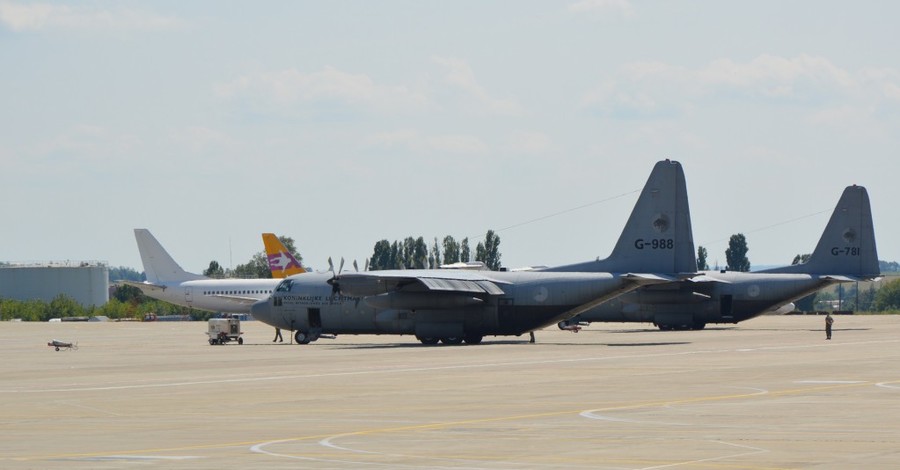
[275,279,293,292]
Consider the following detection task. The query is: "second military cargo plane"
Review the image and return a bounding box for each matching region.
[559,184,880,330]
[250,159,698,345]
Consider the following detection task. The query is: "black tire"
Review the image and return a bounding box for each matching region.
[295,330,311,344]
[417,336,439,345]
[238,337,244,345]
[441,337,464,345]
[464,334,483,345]
[692,323,706,330]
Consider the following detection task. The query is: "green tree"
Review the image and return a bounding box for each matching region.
[460,237,471,262]
[232,253,269,278]
[204,260,225,278]
[429,237,441,268]
[475,230,501,271]
[413,236,428,269]
[49,294,85,320]
[112,284,145,304]
[390,241,401,269]
[109,266,144,282]
[442,236,460,264]
[858,283,877,311]
[874,279,900,311]
[369,240,392,271]
[697,246,709,271]
[725,233,750,272]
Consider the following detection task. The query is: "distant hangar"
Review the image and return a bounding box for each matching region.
[0,261,108,307]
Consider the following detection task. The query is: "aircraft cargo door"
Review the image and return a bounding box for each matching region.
[308,308,322,329]
[185,286,193,304]
[721,295,733,321]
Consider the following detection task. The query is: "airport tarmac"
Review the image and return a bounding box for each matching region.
[2,315,900,469]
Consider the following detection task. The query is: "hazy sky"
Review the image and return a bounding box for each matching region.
[2,1,897,274]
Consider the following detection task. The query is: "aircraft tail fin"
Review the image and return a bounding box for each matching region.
[761,185,879,278]
[262,233,307,278]
[547,159,697,275]
[134,229,207,284]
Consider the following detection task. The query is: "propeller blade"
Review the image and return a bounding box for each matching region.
[338,257,345,275]
[353,260,359,272]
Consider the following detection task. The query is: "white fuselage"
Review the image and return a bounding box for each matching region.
[142,278,279,313]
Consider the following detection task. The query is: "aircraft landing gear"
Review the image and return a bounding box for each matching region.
[417,336,439,345]
[295,330,311,344]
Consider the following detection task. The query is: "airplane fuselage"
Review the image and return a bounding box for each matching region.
[135,278,280,313]
[568,271,837,330]
[251,271,641,343]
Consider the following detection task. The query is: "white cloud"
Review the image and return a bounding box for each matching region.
[505,131,553,155]
[214,66,428,116]
[432,56,526,116]
[366,130,489,155]
[582,54,898,118]
[567,0,634,16]
[0,1,184,32]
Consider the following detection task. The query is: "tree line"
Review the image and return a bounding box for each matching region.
[369,230,501,271]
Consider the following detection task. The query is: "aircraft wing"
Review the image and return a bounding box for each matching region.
[118,280,168,294]
[558,273,666,319]
[820,274,880,283]
[208,293,264,305]
[621,273,682,285]
[333,270,507,297]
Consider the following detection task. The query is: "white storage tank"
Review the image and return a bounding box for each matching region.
[0,261,109,307]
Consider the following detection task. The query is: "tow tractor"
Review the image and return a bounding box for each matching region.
[207,316,243,345]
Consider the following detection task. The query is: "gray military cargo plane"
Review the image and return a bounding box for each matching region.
[558,184,880,331]
[250,159,698,345]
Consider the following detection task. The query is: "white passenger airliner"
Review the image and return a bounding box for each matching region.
[122,229,287,313]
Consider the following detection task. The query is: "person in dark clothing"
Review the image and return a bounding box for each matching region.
[273,327,283,342]
[825,313,834,340]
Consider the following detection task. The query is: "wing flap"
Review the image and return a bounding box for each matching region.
[335,271,506,297]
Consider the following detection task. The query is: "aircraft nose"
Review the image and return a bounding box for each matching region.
[250,298,273,324]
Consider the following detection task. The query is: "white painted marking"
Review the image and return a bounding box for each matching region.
[794,380,865,384]
[638,441,768,470]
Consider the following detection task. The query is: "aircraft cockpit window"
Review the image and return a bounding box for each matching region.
[276,279,293,292]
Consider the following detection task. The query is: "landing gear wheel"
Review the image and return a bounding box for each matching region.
[557,321,570,330]
[295,330,311,344]
[464,334,483,345]
[417,336,439,345]
[441,337,464,345]
[208,339,215,345]
[692,322,706,330]
[238,337,244,345]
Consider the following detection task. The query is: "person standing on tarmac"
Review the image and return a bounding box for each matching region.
[825,313,834,340]
[273,327,283,342]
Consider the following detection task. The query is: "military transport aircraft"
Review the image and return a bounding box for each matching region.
[558,184,880,331]
[250,159,699,345]
[121,229,281,313]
